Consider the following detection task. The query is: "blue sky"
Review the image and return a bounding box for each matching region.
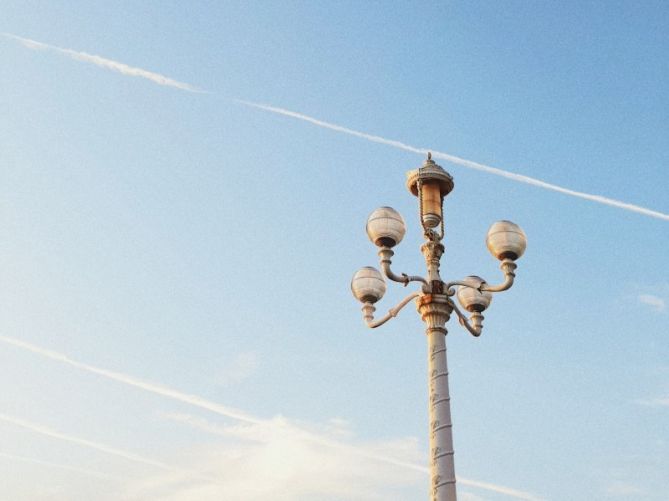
[1,2,668,500]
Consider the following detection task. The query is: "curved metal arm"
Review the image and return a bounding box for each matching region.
[480,259,517,293]
[378,247,428,288]
[362,292,421,328]
[449,300,484,337]
[444,280,472,296]
[446,259,518,295]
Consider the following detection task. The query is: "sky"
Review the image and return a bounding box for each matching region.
[1,1,668,500]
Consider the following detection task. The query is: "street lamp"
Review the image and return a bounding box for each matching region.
[351,153,527,501]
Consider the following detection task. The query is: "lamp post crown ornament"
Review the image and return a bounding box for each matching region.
[350,155,527,501]
[406,153,454,200]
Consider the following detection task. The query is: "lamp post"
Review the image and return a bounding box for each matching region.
[351,153,527,501]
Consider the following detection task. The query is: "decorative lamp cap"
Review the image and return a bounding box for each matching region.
[405,152,454,198]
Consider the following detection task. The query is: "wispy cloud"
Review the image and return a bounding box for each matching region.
[460,493,488,501]
[0,413,225,493]
[3,33,668,222]
[638,293,666,312]
[0,335,262,425]
[1,33,204,93]
[0,451,120,481]
[128,412,424,501]
[164,412,545,501]
[163,412,429,474]
[458,478,543,501]
[0,335,542,500]
[605,481,647,497]
[635,397,669,407]
[0,412,175,472]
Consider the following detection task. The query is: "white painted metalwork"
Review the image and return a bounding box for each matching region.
[351,154,527,501]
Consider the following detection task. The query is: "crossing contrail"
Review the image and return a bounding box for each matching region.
[236,100,669,222]
[0,412,222,486]
[0,32,639,500]
[0,335,541,500]
[0,413,174,471]
[3,32,667,221]
[0,451,120,480]
[1,33,204,93]
[0,336,261,425]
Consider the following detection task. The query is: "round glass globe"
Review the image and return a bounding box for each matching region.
[366,207,406,248]
[351,267,387,304]
[486,220,527,261]
[456,276,493,313]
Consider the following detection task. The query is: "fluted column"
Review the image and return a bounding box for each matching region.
[417,294,456,501]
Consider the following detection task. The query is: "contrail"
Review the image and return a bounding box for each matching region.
[3,33,666,221]
[0,451,120,481]
[0,336,261,425]
[0,413,174,471]
[237,100,669,222]
[0,413,222,486]
[1,33,204,93]
[459,478,545,501]
[0,336,541,500]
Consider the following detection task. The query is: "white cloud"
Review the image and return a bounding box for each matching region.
[0,413,174,472]
[605,481,646,497]
[158,413,545,501]
[638,293,666,312]
[460,492,488,501]
[0,335,543,500]
[161,412,425,473]
[127,413,424,501]
[0,451,119,481]
[635,397,669,407]
[0,335,262,425]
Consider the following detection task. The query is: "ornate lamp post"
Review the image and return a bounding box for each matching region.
[351,154,527,501]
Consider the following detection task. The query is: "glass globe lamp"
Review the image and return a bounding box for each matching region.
[351,267,387,304]
[486,220,527,261]
[456,276,493,312]
[366,207,406,248]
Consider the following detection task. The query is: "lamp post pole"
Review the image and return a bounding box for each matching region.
[351,154,527,501]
